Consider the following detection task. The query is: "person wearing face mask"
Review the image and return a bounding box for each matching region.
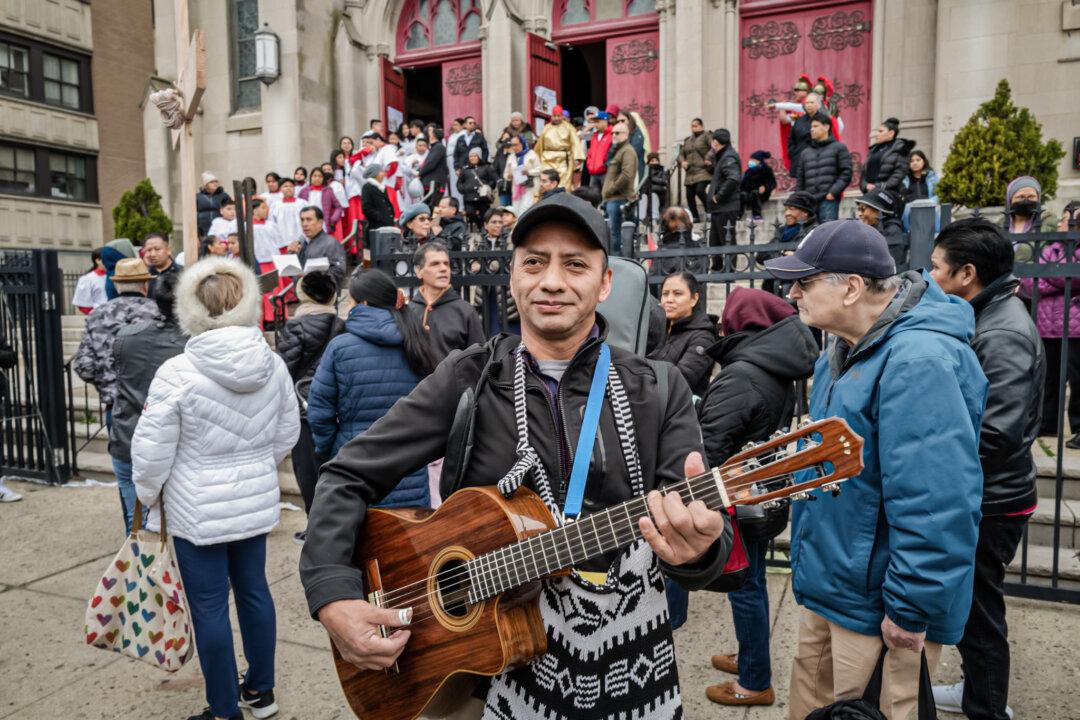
[740,150,777,222]
[1004,176,1053,236]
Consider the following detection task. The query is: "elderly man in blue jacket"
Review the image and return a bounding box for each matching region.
[766,220,987,720]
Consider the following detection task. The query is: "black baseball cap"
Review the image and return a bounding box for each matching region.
[764,219,896,280]
[510,191,609,255]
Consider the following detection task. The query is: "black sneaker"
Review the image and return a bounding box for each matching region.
[239,686,278,719]
[186,710,241,720]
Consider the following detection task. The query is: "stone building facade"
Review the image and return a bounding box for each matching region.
[0,0,154,271]
[135,0,1080,229]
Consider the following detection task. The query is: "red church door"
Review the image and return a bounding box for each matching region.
[527,32,561,129]
[737,0,873,191]
[606,30,660,150]
[442,57,483,128]
[381,57,405,131]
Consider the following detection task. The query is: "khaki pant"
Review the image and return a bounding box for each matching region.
[788,608,942,720]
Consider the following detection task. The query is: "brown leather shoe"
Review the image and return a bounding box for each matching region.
[710,653,738,674]
[706,681,776,706]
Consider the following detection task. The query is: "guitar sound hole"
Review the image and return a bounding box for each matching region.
[436,559,470,617]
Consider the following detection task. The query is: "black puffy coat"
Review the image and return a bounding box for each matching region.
[277,311,346,383]
[458,163,499,204]
[196,186,232,238]
[860,137,915,194]
[969,274,1045,515]
[436,215,469,251]
[698,316,818,539]
[647,310,716,397]
[796,137,852,202]
[708,145,742,215]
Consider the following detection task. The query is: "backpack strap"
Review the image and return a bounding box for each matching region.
[645,358,670,420]
[439,339,501,500]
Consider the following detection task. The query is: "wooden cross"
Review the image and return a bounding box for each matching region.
[173,0,205,265]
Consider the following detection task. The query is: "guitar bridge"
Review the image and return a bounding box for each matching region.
[368,586,400,675]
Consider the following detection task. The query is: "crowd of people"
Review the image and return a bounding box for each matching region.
[51,88,1080,720]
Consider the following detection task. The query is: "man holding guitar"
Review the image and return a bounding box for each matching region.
[301,192,733,719]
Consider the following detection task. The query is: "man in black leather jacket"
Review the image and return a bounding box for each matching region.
[929,218,1045,720]
[301,192,731,717]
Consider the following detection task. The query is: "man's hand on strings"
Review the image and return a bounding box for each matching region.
[639,451,725,565]
[318,599,412,670]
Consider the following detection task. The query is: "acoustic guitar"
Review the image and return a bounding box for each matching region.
[332,417,864,719]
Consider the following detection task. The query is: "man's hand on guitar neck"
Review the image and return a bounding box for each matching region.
[639,451,726,565]
[318,600,412,670]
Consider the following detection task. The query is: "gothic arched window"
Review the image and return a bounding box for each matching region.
[397,0,483,55]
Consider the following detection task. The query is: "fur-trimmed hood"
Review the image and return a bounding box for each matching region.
[176,257,262,337]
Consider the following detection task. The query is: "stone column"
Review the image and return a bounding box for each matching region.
[482,0,527,128]
[261,0,301,175]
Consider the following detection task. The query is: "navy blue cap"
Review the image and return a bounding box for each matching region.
[764,219,896,280]
[511,191,609,255]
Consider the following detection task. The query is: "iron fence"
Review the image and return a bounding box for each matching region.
[0,249,71,483]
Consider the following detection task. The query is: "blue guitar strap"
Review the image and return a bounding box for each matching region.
[562,343,610,518]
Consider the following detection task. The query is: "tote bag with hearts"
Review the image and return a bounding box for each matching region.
[84,499,194,671]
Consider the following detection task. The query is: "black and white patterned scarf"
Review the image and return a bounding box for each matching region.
[481,346,682,720]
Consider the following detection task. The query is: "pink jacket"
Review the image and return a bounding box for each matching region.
[1019,242,1080,338]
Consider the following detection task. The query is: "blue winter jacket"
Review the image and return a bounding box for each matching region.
[791,271,987,645]
[307,304,430,508]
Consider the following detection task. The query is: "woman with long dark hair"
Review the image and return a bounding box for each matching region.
[306,269,438,507]
[647,271,716,398]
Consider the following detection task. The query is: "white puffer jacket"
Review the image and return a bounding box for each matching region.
[132,258,300,546]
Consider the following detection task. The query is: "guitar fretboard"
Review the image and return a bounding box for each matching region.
[465,469,733,603]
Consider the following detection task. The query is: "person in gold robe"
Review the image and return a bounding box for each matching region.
[533,105,585,193]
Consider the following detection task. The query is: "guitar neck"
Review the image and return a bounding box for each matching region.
[465,471,730,603]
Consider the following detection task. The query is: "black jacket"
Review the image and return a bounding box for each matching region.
[408,288,486,361]
[458,163,499,205]
[698,316,818,540]
[708,145,742,214]
[360,181,395,231]
[0,332,16,399]
[148,262,183,300]
[860,137,915,194]
[796,137,852,202]
[699,317,817,467]
[453,131,489,169]
[647,311,716,397]
[277,311,345,383]
[436,215,469,252]
[419,142,450,189]
[300,318,733,617]
[787,114,813,176]
[109,318,187,463]
[740,164,777,201]
[969,274,1045,515]
[299,231,346,289]
[196,186,231,238]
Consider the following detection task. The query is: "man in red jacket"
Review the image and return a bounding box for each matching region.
[585,111,613,191]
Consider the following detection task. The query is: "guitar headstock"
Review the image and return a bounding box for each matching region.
[716,417,864,508]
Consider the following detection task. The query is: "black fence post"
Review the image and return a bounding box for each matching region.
[33,250,69,483]
[907,200,937,272]
[620,222,637,259]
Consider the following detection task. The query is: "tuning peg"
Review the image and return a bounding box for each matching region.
[742,440,759,451]
[823,483,842,497]
[770,429,786,440]
[798,417,813,428]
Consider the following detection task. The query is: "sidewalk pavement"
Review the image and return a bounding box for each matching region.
[1,478,1078,720]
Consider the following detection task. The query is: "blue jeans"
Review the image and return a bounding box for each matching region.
[606,199,627,255]
[817,199,840,221]
[728,538,771,691]
[174,534,276,719]
[111,457,136,534]
[665,578,689,630]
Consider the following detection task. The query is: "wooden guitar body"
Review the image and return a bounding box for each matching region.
[333,486,557,720]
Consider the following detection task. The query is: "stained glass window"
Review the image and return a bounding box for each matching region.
[626,0,655,15]
[399,0,483,52]
[561,0,589,25]
[230,0,260,111]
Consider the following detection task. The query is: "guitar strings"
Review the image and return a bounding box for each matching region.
[374,447,832,611]
[372,443,816,608]
[371,445,798,608]
[393,465,832,630]
[387,461,841,629]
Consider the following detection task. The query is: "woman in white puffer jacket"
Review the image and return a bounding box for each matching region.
[132,257,299,720]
